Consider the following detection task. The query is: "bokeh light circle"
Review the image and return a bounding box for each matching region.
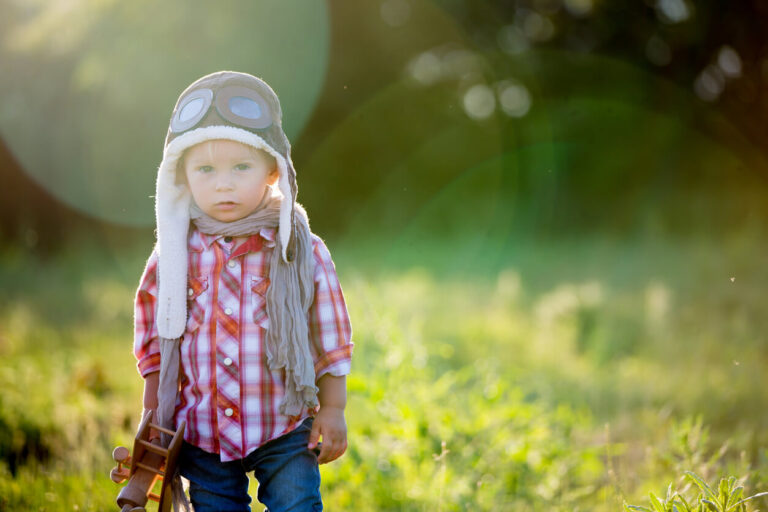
[0,0,329,226]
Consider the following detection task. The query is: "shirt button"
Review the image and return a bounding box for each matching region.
[224,236,233,243]
[223,357,233,366]
[224,307,233,315]
[224,408,234,417]
[227,260,236,268]
[188,288,194,296]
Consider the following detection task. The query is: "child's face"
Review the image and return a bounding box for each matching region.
[183,139,279,223]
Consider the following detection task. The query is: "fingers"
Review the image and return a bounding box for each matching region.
[307,422,321,450]
[317,435,347,464]
[143,409,162,444]
[307,411,348,464]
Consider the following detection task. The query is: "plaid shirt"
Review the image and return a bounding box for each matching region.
[134,227,353,462]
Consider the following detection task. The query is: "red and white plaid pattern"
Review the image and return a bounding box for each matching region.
[134,227,354,462]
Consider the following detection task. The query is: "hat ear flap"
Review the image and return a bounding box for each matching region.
[276,147,298,263]
[285,154,298,262]
[155,151,191,339]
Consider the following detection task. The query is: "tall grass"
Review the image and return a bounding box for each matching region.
[1,230,767,510]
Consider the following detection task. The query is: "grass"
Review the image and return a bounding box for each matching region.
[1,228,767,510]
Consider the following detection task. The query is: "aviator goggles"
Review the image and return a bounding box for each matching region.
[170,85,274,133]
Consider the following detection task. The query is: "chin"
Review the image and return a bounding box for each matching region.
[206,210,241,223]
[215,214,243,223]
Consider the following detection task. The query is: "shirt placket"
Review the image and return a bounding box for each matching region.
[213,236,244,459]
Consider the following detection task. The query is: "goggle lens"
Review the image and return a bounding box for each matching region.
[178,97,206,123]
[215,85,272,129]
[228,96,263,120]
[170,89,213,133]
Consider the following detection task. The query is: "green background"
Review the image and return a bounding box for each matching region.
[1,1,768,510]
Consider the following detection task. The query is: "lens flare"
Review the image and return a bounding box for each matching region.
[0,0,330,226]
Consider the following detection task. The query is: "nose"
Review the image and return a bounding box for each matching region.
[215,170,234,191]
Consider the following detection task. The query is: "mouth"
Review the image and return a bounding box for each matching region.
[215,201,239,209]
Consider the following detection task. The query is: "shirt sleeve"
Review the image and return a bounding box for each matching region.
[134,250,160,378]
[308,236,354,381]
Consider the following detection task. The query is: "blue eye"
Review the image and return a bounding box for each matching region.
[198,165,214,173]
[234,163,251,171]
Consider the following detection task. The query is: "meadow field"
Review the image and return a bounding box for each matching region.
[3,1,768,510]
[1,228,767,511]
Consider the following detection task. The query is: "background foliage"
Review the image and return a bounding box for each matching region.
[1,0,768,510]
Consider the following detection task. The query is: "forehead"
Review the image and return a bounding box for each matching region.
[184,139,263,162]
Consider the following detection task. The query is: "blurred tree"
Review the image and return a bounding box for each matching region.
[0,137,82,251]
[1,0,767,249]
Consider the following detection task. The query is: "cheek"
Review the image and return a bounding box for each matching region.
[186,175,209,201]
[184,173,198,191]
[177,167,190,186]
[249,171,271,187]
[182,167,196,187]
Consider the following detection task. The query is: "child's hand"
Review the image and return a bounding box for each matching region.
[307,406,347,464]
[142,408,162,444]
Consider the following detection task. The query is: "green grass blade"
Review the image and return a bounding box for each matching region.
[732,491,768,508]
[650,492,666,512]
[625,504,653,512]
[729,486,744,505]
[686,471,719,503]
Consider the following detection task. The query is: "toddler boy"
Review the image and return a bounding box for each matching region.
[133,71,354,511]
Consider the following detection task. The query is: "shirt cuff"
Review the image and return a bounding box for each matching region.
[314,343,354,381]
[137,353,161,378]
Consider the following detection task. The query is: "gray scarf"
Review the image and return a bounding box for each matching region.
[154,187,318,511]
[189,188,319,415]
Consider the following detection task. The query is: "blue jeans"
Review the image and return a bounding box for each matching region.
[178,417,322,512]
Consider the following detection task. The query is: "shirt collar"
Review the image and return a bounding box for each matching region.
[190,227,277,252]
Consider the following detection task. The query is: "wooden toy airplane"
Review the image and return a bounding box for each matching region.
[110,411,186,512]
